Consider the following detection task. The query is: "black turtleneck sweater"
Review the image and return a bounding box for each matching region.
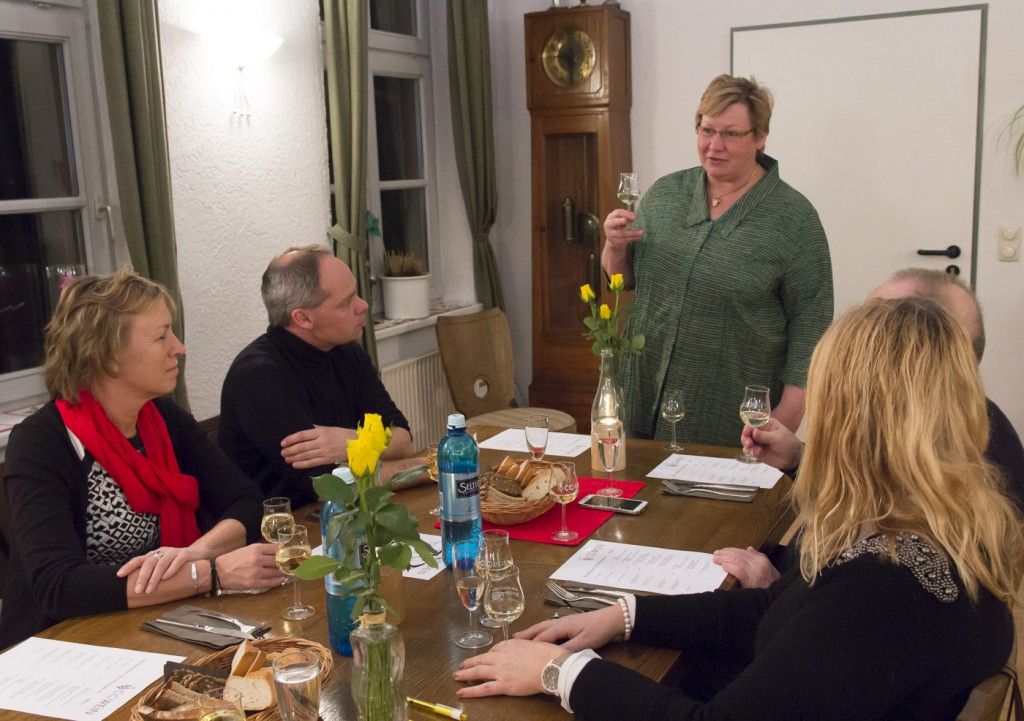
[218,326,409,505]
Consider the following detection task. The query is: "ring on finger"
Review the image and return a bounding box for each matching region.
[151,550,164,559]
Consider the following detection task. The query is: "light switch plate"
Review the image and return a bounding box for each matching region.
[998,224,1021,262]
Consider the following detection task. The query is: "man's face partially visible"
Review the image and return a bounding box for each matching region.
[302,256,369,351]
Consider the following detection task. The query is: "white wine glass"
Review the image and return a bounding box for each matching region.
[618,171,640,229]
[549,462,579,543]
[476,530,512,628]
[452,539,493,649]
[483,564,525,642]
[524,414,549,460]
[261,497,294,543]
[737,385,771,464]
[425,442,441,517]
[594,417,624,497]
[660,390,686,452]
[277,525,315,621]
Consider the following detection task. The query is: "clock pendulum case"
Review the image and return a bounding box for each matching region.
[525,3,632,432]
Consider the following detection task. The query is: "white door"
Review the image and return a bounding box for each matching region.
[732,8,983,314]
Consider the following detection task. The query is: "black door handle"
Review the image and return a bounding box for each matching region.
[917,245,961,259]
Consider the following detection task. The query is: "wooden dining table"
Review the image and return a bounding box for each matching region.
[1,428,794,721]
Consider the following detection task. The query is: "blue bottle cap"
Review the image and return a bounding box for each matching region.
[447,413,466,429]
[331,466,355,485]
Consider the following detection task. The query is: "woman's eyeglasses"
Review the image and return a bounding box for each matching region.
[697,126,755,143]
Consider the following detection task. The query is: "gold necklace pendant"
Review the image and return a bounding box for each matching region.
[711,195,722,208]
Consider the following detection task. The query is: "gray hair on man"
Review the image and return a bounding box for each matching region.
[261,244,332,327]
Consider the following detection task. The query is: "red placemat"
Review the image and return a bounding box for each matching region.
[482,477,644,546]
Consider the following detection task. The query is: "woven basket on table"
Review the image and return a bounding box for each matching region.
[480,470,555,525]
[130,637,333,721]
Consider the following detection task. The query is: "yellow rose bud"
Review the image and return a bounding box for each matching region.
[599,304,611,320]
[580,284,595,303]
[347,435,381,477]
[609,274,624,291]
[361,413,389,452]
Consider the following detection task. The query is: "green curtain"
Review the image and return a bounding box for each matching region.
[324,0,378,364]
[97,0,189,410]
[447,0,504,310]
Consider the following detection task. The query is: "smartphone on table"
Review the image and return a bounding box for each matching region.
[577,494,648,514]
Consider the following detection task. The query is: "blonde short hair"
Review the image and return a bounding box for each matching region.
[44,269,175,403]
[694,74,774,139]
[796,297,1021,602]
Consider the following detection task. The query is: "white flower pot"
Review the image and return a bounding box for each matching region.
[381,274,431,320]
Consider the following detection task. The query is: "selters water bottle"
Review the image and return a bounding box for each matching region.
[438,413,481,566]
[323,466,359,655]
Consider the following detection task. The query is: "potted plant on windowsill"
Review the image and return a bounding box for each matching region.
[380,250,431,321]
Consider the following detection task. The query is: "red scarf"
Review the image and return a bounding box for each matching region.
[57,391,201,547]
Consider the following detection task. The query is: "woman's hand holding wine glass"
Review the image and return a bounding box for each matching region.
[737,385,771,464]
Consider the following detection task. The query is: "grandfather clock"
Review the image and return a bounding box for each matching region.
[525,3,631,432]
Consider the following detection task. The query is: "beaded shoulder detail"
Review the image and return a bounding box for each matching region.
[835,532,958,603]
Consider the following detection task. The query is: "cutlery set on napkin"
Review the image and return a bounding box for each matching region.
[544,581,626,612]
[660,479,757,502]
[142,605,271,648]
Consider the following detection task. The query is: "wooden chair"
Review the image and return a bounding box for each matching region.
[435,308,576,433]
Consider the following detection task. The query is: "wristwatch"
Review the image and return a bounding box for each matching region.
[541,651,575,695]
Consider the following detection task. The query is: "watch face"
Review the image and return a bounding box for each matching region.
[541,659,561,694]
[541,27,596,87]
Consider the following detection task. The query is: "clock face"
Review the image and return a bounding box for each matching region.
[541,27,596,88]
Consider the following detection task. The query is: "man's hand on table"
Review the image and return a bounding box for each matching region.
[281,425,356,469]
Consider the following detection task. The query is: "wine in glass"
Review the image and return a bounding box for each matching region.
[593,417,624,497]
[261,497,294,543]
[482,564,525,642]
[277,525,315,620]
[524,414,549,460]
[549,462,579,543]
[452,539,493,649]
[426,442,441,517]
[618,172,640,228]
[737,385,771,464]
[476,530,512,628]
[660,390,686,452]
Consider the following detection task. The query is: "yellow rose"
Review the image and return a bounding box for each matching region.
[347,435,381,477]
[579,284,595,303]
[599,304,611,320]
[609,274,624,291]
[361,413,390,453]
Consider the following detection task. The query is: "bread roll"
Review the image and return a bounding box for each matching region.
[226,667,276,711]
[521,465,554,501]
[230,640,266,677]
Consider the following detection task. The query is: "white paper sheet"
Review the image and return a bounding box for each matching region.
[477,428,590,457]
[0,637,182,721]
[646,453,784,489]
[549,540,729,595]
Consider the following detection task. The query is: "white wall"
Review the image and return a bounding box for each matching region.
[488,0,1024,433]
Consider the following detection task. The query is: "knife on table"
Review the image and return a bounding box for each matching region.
[152,618,256,640]
[662,480,756,493]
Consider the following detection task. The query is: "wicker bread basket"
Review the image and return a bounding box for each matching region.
[130,637,333,721]
[480,469,555,525]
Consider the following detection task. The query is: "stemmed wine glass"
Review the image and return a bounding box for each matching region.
[549,462,579,543]
[618,172,640,228]
[594,417,624,497]
[524,415,549,460]
[476,530,512,629]
[277,525,315,620]
[426,442,441,517]
[452,539,493,649]
[483,564,525,642]
[660,390,686,452]
[737,385,771,464]
[261,497,295,543]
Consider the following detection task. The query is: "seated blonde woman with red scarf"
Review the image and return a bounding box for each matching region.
[0,270,285,649]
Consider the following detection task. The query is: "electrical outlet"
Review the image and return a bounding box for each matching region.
[998,224,1021,262]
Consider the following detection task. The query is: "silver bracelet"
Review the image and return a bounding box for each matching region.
[190,561,199,593]
[616,597,632,641]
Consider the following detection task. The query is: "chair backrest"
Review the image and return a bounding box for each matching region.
[435,308,517,418]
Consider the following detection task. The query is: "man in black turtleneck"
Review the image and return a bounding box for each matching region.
[219,244,420,505]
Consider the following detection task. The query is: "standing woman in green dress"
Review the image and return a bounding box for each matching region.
[602,74,833,447]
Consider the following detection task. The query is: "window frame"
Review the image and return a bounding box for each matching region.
[0,0,122,411]
[366,0,442,307]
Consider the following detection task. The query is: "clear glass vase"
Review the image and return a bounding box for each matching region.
[350,610,407,721]
[591,348,627,472]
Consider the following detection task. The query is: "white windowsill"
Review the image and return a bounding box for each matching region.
[373,302,482,341]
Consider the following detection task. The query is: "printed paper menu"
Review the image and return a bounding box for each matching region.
[549,540,728,595]
[0,637,181,721]
[647,453,784,489]
[477,428,590,457]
